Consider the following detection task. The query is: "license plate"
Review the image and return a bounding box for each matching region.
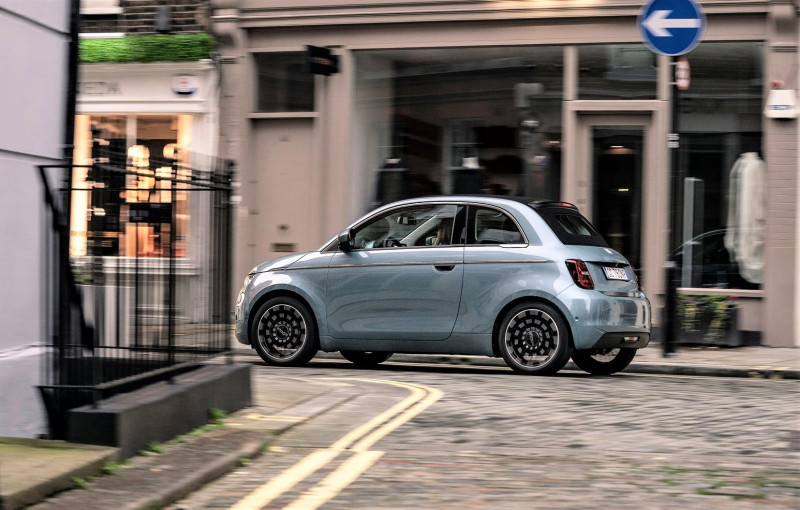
[603,266,629,280]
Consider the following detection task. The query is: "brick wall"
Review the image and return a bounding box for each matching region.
[81,0,210,35]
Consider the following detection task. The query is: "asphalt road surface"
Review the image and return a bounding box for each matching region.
[171,358,800,509]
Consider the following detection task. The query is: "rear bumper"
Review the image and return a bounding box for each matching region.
[559,288,651,350]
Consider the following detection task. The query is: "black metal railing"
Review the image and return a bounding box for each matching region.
[38,150,234,439]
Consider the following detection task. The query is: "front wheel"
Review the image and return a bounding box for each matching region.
[571,347,637,375]
[340,351,393,367]
[251,297,318,366]
[497,302,572,375]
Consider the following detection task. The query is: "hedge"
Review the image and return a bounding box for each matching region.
[80,33,214,63]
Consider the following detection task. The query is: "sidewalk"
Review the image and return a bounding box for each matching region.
[2,344,797,510]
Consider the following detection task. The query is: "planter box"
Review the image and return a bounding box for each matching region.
[677,296,742,347]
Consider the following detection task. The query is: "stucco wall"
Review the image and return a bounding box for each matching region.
[0,1,70,437]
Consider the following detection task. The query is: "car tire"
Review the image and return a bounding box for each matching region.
[251,296,318,366]
[571,347,637,375]
[340,351,393,367]
[497,302,572,375]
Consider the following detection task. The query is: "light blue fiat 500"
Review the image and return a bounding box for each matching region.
[235,196,651,375]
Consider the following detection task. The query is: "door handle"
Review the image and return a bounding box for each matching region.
[434,264,456,272]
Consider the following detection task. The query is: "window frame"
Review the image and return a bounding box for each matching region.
[465,205,528,247]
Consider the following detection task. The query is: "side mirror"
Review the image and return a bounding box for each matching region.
[338,228,354,252]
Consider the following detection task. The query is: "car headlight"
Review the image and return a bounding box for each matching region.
[243,272,255,287]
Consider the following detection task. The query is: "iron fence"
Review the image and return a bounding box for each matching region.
[38,150,234,439]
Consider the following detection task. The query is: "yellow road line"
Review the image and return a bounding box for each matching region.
[328,382,425,451]
[352,385,443,452]
[227,377,442,510]
[228,449,339,510]
[282,450,385,510]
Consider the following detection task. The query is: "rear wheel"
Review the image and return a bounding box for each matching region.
[340,351,393,367]
[497,302,572,375]
[571,347,637,375]
[251,297,318,366]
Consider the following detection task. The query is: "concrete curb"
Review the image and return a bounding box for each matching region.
[25,429,270,510]
[126,434,267,510]
[313,352,800,379]
[0,439,118,510]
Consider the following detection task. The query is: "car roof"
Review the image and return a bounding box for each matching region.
[385,195,578,211]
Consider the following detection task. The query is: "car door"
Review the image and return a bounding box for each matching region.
[459,205,555,334]
[326,203,465,341]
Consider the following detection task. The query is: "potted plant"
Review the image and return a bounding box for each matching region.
[677,294,741,347]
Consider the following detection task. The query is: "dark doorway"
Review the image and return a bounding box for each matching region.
[592,127,643,269]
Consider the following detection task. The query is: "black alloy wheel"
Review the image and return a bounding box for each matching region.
[340,351,393,367]
[497,302,572,375]
[571,347,637,375]
[251,296,318,366]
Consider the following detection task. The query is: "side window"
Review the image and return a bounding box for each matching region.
[469,207,524,245]
[352,204,462,249]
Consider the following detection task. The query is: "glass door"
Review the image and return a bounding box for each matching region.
[591,127,644,269]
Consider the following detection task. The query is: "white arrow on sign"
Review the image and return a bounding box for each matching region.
[643,10,701,37]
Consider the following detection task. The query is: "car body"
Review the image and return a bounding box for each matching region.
[235,196,651,375]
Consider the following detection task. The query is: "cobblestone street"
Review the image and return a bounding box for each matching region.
[171,360,800,509]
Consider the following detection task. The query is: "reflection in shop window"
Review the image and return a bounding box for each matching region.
[71,114,193,258]
[675,42,764,290]
[355,46,563,207]
[254,52,314,112]
[577,44,657,100]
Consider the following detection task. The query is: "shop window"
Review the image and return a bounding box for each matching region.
[355,46,563,206]
[254,52,315,113]
[578,44,657,100]
[675,42,764,290]
[71,114,192,258]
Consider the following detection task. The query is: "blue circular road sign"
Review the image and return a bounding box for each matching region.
[639,0,706,56]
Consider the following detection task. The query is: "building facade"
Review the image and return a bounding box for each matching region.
[210,0,799,348]
[0,0,74,437]
[75,0,220,256]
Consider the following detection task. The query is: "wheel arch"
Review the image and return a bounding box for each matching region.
[491,296,575,357]
[247,289,321,346]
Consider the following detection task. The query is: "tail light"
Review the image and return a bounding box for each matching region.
[566,259,594,289]
[632,267,642,291]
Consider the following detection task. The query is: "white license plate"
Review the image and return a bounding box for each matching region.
[603,267,629,280]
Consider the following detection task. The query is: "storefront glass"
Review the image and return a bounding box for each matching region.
[354,46,563,208]
[254,52,315,113]
[676,42,764,290]
[71,114,192,258]
[578,44,657,100]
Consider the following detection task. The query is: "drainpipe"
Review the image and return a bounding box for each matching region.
[63,0,80,191]
[64,0,80,162]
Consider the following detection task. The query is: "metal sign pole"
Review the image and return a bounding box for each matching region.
[663,55,680,357]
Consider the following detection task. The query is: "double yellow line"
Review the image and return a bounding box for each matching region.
[229,378,443,510]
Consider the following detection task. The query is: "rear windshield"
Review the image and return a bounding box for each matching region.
[534,206,609,247]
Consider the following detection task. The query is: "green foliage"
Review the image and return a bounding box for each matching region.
[102,461,123,475]
[139,441,164,456]
[210,408,226,423]
[678,294,735,343]
[73,477,89,489]
[80,34,214,63]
